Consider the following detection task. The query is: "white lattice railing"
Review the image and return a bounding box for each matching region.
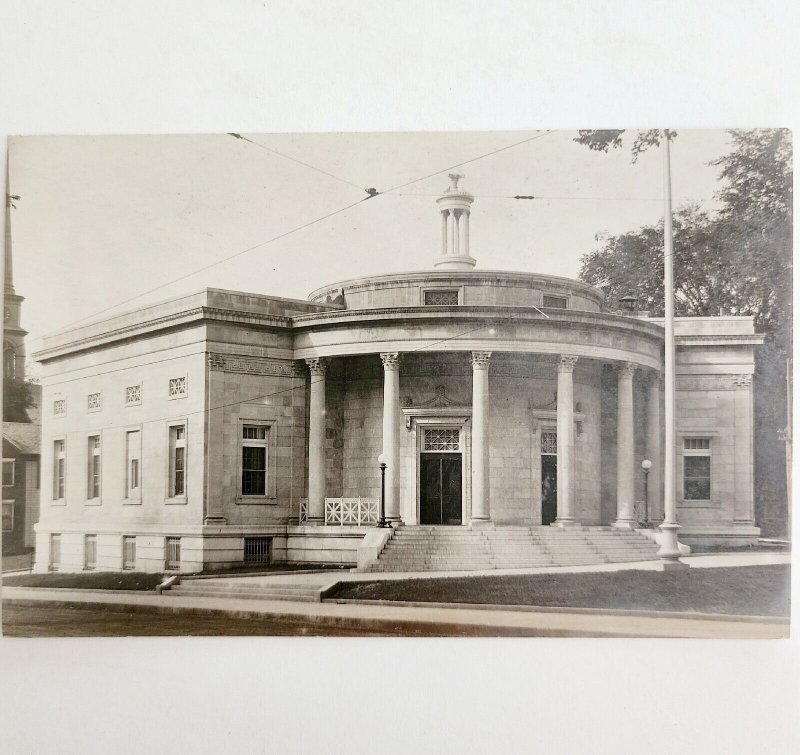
[299,497,379,526]
[325,497,379,526]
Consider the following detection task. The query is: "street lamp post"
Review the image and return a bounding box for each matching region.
[376,453,391,528]
[641,459,652,525]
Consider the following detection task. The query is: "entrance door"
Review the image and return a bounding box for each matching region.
[541,455,558,525]
[420,454,462,525]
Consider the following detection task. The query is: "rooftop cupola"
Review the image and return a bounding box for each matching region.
[433,173,476,271]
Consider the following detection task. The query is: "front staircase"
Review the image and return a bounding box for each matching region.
[166,577,329,602]
[364,525,660,572]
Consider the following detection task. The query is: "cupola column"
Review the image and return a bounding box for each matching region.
[380,352,402,522]
[305,358,327,525]
[614,362,637,528]
[434,174,476,271]
[555,355,579,526]
[471,351,492,525]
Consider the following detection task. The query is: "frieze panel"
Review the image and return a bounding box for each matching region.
[208,353,301,377]
[676,374,754,391]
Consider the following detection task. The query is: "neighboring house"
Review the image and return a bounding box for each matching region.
[31,176,763,574]
[3,422,40,555]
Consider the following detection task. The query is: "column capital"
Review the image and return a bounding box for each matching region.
[616,361,637,379]
[380,352,401,370]
[471,351,492,369]
[305,357,327,376]
[558,355,579,373]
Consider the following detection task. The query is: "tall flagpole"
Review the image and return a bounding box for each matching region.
[657,130,686,568]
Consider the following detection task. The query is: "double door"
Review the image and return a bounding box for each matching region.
[419,453,462,525]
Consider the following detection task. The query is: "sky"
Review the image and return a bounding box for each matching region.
[9,129,735,373]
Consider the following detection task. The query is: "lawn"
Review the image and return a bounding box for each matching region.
[332,565,791,617]
[2,572,163,591]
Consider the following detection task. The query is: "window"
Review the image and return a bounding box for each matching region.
[169,425,186,497]
[2,501,13,532]
[542,294,568,309]
[88,436,101,499]
[123,536,136,570]
[683,437,711,500]
[126,430,141,498]
[541,430,557,455]
[84,535,97,570]
[53,440,66,500]
[244,536,271,564]
[125,385,142,405]
[168,376,187,399]
[2,459,14,487]
[241,425,268,496]
[422,427,460,452]
[50,534,61,571]
[87,392,101,411]
[166,537,181,570]
[53,399,66,416]
[424,289,460,306]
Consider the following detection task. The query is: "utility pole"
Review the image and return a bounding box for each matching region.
[657,131,687,568]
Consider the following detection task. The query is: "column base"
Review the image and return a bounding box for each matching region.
[656,523,688,568]
[470,518,494,529]
[612,518,637,529]
[306,516,324,527]
[553,518,581,529]
[203,516,228,525]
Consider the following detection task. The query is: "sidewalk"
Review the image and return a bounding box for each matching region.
[2,583,789,638]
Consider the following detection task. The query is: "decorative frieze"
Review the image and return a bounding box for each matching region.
[208,353,300,377]
[676,374,754,391]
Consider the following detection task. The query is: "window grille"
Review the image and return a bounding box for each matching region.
[424,289,460,306]
[50,534,61,570]
[87,392,101,410]
[53,399,66,416]
[244,536,271,564]
[125,385,141,405]
[123,536,136,570]
[168,377,187,398]
[683,437,711,500]
[422,428,460,452]
[85,535,97,570]
[541,430,557,455]
[165,537,181,570]
[88,436,101,499]
[542,295,568,309]
[2,502,13,533]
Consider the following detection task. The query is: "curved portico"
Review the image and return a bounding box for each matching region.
[293,289,665,530]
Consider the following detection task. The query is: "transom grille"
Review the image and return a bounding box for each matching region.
[541,430,557,455]
[423,427,460,452]
[424,290,459,306]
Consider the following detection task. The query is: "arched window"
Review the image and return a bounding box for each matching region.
[3,346,16,379]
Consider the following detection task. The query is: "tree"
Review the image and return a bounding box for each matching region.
[576,128,793,535]
[3,377,35,423]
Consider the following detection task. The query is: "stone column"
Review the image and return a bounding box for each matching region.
[380,352,402,522]
[645,371,662,523]
[453,210,460,256]
[305,358,327,525]
[555,355,579,526]
[460,209,470,257]
[446,209,455,255]
[441,211,448,256]
[471,351,492,524]
[614,362,637,528]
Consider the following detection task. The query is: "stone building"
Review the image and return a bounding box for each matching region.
[32,175,762,573]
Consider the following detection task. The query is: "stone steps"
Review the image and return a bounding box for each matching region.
[169,581,324,603]
[364,525,660,572]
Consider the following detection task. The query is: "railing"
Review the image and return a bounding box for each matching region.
[298,497,379,526]
[325,497,379,526]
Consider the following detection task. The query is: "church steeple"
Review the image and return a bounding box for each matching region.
[4,172,27,382]
[433,173,476,271]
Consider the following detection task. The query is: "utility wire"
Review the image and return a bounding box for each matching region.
[227,133,368,193]
[30,131,555,346]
